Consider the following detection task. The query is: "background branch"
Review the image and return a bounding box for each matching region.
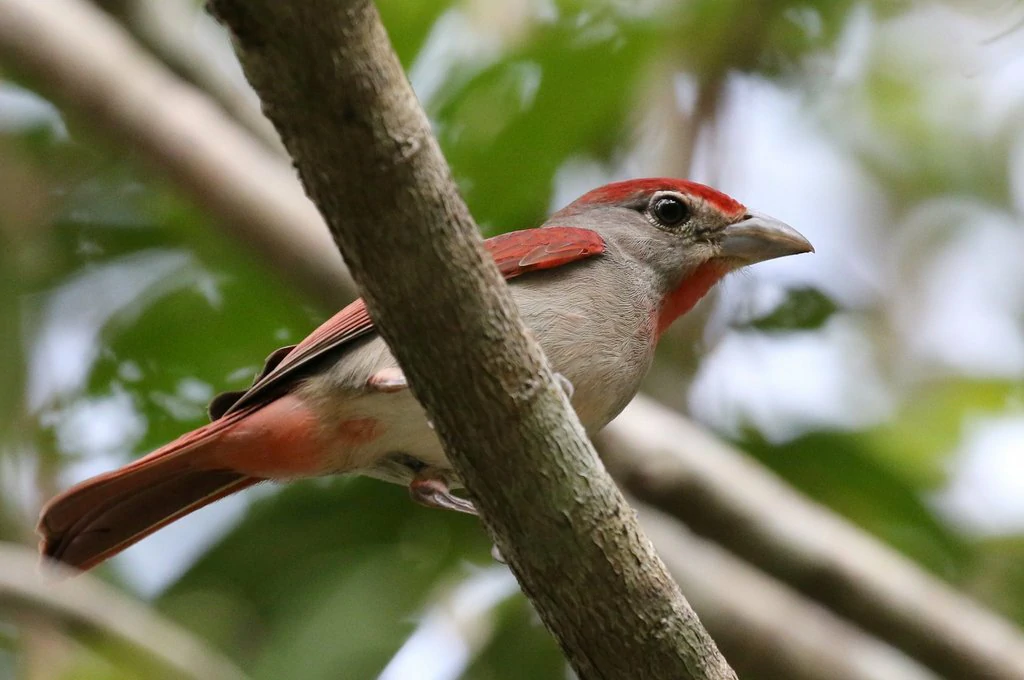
[636,503,937,680]
[0,543,248,680]
[0,0,354,309]
[206,1,735,678]
[600,396,1024,680]
[93,0,287,155]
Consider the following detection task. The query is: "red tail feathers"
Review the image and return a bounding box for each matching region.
[38,409,262,572]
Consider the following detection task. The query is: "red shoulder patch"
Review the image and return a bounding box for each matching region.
[484,226,605,279]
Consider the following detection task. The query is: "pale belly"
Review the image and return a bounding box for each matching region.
[329,390,449,486]
[293,262,658,488]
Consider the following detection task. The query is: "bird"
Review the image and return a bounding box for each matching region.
[37,177,813,572]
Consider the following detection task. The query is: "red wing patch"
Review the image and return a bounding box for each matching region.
[220,299,375,415]
[217,227,605,416]
[485,226,605,279]
[273,299,374,375]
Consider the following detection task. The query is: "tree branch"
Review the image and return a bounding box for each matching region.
[0,0,354,309]
[600,396,1024,680]
[205,1,735,678]
[636,503,938,680]
[94,0,288,155]
[0,542,248,680]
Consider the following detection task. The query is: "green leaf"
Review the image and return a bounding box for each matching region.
[743,287,839,333]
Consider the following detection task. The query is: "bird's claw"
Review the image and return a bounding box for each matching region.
[408,471,508,565]
[554,372,574,400]
[409,473,477,516]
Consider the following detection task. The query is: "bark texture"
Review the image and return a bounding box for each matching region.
[206,1,735,678]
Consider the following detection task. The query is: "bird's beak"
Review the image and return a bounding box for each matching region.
[718,211,814,264]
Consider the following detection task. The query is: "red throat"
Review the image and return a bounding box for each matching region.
[656,260,730,335]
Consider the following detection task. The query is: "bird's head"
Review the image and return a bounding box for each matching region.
[548,177,814,333]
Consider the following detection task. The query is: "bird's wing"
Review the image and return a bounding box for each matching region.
[211,226,605,418]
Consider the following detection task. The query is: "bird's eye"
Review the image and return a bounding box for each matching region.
[651,196,689,227]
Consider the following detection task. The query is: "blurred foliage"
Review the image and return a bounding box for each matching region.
[461,596,565,680]
[741,428,970,578]
[2,0,1023,678]
[432,8,664,230]
[861,379,1023,486]
[742,287,839,332]
[377,0,453,68]
[159,479,512,680]
[970,536,1024,625]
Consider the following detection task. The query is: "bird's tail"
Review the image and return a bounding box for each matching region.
[38,409,263,573]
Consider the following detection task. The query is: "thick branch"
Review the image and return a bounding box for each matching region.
[600,396,1024,680]
[0,0,353,309]
[206,1,734,678]
[0,543,248,680]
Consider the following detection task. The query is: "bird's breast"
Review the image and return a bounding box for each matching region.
[511,266,658,432]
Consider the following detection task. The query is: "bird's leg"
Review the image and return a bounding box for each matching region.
[408,467,510,563]
[368,368,436,429]
[409,469,477,515]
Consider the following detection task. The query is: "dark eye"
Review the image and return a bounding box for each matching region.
[651,196,689,227]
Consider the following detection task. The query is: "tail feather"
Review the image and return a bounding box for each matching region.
[38,410,263,572]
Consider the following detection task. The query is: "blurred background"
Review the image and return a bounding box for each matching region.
[1,0,1023,678]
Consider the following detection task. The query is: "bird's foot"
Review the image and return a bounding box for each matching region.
[408,470,509,564]
[409,471,477,516]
